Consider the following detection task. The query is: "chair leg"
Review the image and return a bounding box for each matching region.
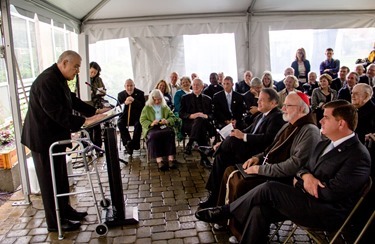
[283,224,298,244]
[354,210,375,244]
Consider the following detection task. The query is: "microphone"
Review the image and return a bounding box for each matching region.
[85,82,122,112]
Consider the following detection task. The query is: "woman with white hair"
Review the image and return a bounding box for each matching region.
[140,89,177,171]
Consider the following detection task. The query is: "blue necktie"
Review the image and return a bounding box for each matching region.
[252,114,265,134]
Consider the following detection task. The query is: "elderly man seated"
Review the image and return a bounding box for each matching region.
[180,78,214,168]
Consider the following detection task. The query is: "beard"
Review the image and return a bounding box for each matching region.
[282,110,297,122]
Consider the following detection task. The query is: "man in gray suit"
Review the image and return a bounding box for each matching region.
[195,100,371,244]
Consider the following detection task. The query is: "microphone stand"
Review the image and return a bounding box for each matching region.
[85,82,127,165]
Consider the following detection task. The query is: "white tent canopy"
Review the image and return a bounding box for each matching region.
[10,0,375,85]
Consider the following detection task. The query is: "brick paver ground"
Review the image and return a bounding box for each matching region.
[0,144,315,243]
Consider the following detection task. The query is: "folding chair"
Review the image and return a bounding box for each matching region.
[283,177,372,244]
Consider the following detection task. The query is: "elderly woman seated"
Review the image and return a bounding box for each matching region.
[140,89,178,171]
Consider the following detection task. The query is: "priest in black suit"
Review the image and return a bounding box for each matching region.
[117,79,145,155]
[337,71,359,102]
[213,76,246,130]
[180,78,214,168]
[199,88,285,208]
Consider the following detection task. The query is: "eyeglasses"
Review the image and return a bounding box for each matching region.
[282,104,299,108]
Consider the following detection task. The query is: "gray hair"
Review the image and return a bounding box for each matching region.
[57,50,81,63]
[250,77,262,87]
[146,89,167,106]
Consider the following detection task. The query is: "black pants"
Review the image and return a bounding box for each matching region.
[182,117,210,146]
[32,149,71,229]
[230,181,345,244]
[117,119,142,150]
[206,136,257,197]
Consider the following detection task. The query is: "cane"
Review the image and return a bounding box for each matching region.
[127,103,131,129]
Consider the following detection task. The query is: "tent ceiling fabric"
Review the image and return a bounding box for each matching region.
[36,0,375,20]
[14,0,375,23]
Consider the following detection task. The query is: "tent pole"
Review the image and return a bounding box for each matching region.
[1,0,31,205]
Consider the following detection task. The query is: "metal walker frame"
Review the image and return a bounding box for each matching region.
[49,131,110,240]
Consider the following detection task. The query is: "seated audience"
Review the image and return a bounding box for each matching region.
[330,66,349,92]
[180,78,214,168]
[243,77,262,126]
[218,72,225,85]
[302,71,319,96]
[356,41,375,69]
[203,72,224,99]
[213,76,245,130]
[199,88,285,208]
[155,79,173,109]
[168,71,180,104]
[359,63,375,86]
[235,70,253,94]
[275,67,294,91]
[196,100,370,244]
[351,83,375,143]
[117,79,145,155]
[355,64,365,76]
[215,92,320,239]
[320,47,340,79]
[311,74,337,126]
[338,71,359,102]
[173,76,192,115]
[140,89,177,171]
[191,72,198,81]
[277,75,299,108]
[261,71,276,89]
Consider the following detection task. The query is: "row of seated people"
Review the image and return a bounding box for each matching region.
[194,86,374,243]
[116,66,375,166]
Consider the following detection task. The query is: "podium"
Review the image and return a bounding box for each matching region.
[84,109,139,228]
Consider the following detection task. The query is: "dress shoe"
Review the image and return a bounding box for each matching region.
[200,157,212,169]
[198,146,214,158]
[125,141,133,155]
[199,194,216,209]
[66,209,88,221]
[184,145,192,155]
[47,219,81,232]
[157,161,169,171]
[195,206,230,223]
[168,160,177,169]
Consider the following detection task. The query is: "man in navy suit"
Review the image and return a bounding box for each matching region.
[199,88,285,208]
[196,100,371,244]
[213,76,245,130]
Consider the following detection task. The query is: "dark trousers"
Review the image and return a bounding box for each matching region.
[147,126,176,158]
[230,181,345,244]
[206,136,256,197]
[89,125,102,151]
[32,149,71,229]
[182,117,210,146]
[117,119,142,150]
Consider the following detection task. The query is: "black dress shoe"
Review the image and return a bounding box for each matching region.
[198,146,214,157]
[200,157,212,169]
[47,219,81,232]
[195,206,230,223]
[168,160,178,169]
[184,145,192,155]
[66,209,88,221]
[157,162,169,171]
[125,141,133,155]
[199,194,216,209]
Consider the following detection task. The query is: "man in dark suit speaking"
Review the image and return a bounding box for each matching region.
[21,50,109,232]
[196,100,371,243]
